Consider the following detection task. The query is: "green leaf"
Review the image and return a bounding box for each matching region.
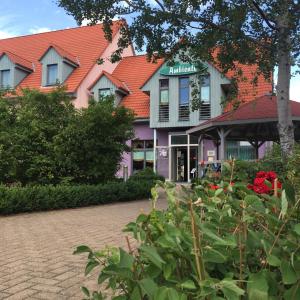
[81,286,90,297]
[200,225,236,247]
[293,224,300,236]
[220,279,244,300]
[154,287,180,300]
[140,245,165,269]
[119,248,134,269]
[280,261,297,285]
[267,255,281,267]
[180,280,197,290]
[215,188,223,196]
[73,245,92,255]
[247,271,269,300]
[139,278,158,299]
[204,248,227,263]
[284,283,300,300]
[113,296,127,300]
[280,190,288,219]
[85,260,99,276]
[130,286,142,300]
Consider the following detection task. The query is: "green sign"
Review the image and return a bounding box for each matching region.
[160,62,198,76]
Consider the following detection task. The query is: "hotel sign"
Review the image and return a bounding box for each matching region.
[160,63,198,76]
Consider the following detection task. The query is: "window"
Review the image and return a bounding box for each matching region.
[0,70,10,88]
[98,88,111,100]
[179,77,190,120]
[132,140,154,173]
[226,141,256,160]
[47,64,58,86]
[199,75,211,119]
[159,79,169,121]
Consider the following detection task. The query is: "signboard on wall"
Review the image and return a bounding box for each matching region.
[158,147,168,159]
[160,62,198,76]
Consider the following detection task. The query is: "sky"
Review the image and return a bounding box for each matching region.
[0,0,299,101]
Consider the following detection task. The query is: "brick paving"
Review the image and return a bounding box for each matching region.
[0,198,167,299]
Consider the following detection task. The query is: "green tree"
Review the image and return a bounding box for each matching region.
[10,88,75,184]
[58,0,300,159]
[54,97,134,184]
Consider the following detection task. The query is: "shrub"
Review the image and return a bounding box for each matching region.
[0,89,134,185]
[75,176,300,299]
[128,168,165,182]
[0,180,154,215]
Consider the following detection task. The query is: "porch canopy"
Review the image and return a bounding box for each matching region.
[186,95,300,160]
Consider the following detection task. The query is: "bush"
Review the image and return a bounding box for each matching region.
[75,175,300,299]
[0,180,154,215]
[128,168,165,182]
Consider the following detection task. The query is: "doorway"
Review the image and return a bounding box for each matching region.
[175,147,187,182]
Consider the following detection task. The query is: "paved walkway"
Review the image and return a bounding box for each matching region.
[0,198,167,299]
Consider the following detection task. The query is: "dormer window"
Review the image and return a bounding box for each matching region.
[47,64,58,86]
[0,51,33,89]
[98,88,111,100]
[39,44,79,87]
[0,69,10,88]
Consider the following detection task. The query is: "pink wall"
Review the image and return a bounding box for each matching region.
[73,31,134,108]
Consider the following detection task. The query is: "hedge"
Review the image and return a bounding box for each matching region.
[0,180,155,215]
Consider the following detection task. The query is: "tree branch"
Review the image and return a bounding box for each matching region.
[250,1,278,31]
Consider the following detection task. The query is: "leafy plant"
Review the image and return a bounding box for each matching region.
[75,175,300,299]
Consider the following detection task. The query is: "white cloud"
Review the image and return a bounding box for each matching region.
[0,15,19,39]
[28,27,52,34]
[0,30,14,39]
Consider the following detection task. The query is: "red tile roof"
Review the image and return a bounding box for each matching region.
[0,50,33,71]
[192,95,300,129]
[226,65,272,104]
[115,56,272,118]
[111,55,164,118]
[0,23,121,93]
[88,70,129,93]
[40,44,79,66]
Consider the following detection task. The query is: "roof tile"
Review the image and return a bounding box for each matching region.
[0,23,121,92]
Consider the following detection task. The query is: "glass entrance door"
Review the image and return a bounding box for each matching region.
[175,147,187,182]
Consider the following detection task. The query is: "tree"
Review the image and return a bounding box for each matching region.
[54,97,134,184]
[4,88,75,184]
[0,90,134,185]
[58,0,300,159]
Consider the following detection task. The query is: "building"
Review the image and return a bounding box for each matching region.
[0,24,272,182]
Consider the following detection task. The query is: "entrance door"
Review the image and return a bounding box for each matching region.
[175,148,187,182]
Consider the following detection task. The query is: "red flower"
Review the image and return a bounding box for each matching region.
[267,171,277,181]
[209,184,219,190]
[256,171,267,178]
[272,180,282,189]
[254,177,266,186]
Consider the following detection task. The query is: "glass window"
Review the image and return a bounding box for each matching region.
[132,140,154,173]
[179,77,189,106]
[47,64,58,85]
[200,76,210,103]
[171,135,188,145]
[0,70,10,88]
[98,88,111,100]
[159,79,169,105]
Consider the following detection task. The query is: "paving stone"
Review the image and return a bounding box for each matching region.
[0,198,167,299]
[3,289,37,300]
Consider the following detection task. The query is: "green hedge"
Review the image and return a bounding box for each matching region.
[0,180,155,215]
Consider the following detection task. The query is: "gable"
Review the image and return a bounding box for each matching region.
[0,22,122,92]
